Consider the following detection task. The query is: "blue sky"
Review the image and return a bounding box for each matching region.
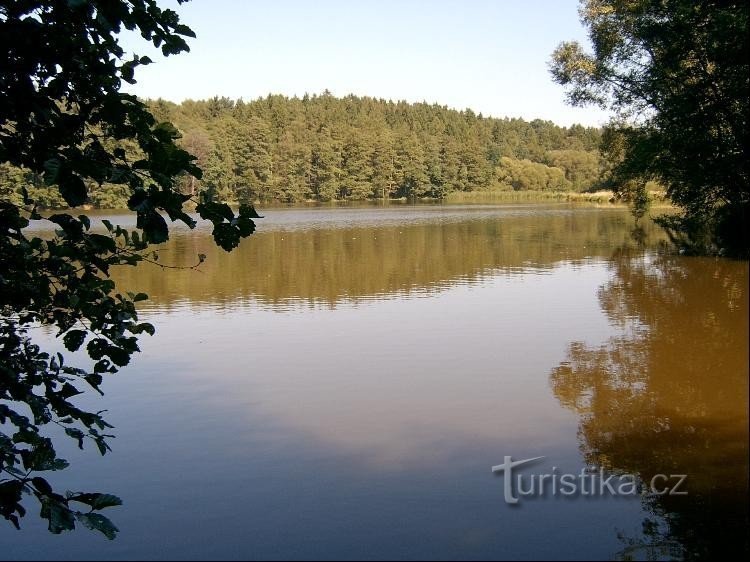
[122,0,608,127]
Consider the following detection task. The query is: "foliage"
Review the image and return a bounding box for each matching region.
[0,0,259,537]
[544,149,601,192]
[1,94,606,206]
[550,0,749,256]
[495,156,568,192]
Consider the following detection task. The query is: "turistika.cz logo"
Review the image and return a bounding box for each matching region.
[491,456,688,505]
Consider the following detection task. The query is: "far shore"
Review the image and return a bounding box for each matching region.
[57,190,676,214]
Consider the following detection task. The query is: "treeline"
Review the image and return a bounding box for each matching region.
[1,92,605,207]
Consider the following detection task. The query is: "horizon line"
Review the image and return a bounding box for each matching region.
[134,89,608,130]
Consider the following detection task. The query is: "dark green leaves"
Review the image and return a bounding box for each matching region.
[65,428,86,449]
[196,201,260,251]
[131,322,155,336]
[31,477,53,496]
[63,330,87,352]
[85,374,104,394]
[34,156,91,207]
[550,0,749,256]
[19,436,57,472]
[59,174,88,207]
[43,158,62,185]
[211,223,241,252]
[240,204,263,219]
[174,23,196,38]
[41,498,76,534]
[37,490,122,539]
[76,512,119,540]
[0,481,25,529]
[138,210,169,244]
[196,200,234,221]
[69,493,123,510]
[0,0,251,539]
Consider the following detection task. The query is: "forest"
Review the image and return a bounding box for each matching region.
[0,92,605,208]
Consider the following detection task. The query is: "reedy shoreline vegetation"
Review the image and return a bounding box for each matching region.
[443,188,670,206]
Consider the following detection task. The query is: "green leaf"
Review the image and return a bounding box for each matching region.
[41,499,75,534]
[212,223,240,251]
[139,210,169,244]
[174,23,196,38]
[95,438,111,456]
[65,428,85,449]
[85,374,104,394]
[31,477,53,496]
[0,482,25,527]
[51,459,70,471]
[94,359,112,374]
[59,174,88,207]
[107,346,131,367]
[58,383,82,399]
[63,330,87,352]
[43,158,62,185]
[135,322,155,336]
[69,492,122,510]
[76,512,119,540]
[78,215,91,230]
[239,204,263,219]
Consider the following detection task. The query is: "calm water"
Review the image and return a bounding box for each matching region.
[3,204,748,560]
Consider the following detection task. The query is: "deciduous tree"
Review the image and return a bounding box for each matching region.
[0,0,259,537]
[550,0,749,255]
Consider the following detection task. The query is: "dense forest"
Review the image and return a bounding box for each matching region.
[0,92,605,208]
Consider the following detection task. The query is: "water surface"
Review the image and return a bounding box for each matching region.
[3,204,747,559]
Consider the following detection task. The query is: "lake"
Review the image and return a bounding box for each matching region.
[3,204,748,559]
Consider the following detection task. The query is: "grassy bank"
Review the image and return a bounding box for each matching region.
[444,189,673,207]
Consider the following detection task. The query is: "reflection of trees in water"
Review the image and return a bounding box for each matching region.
[550,251,749,559]
[112,210,667,308]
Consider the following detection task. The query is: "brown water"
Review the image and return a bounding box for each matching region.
[3,204,748,559]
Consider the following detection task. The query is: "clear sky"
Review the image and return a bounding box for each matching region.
[122,0,609,127]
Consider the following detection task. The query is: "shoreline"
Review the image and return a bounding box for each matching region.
[65,190,674,213]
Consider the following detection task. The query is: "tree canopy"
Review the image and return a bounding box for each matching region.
[550,0,749,256]
[1,0,258,537]
[2,93,607,207]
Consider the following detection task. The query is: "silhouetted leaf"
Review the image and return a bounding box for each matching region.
[139,211,169,244]
[69,493,122,510]
[43,158,62,185]
[31,477,52,496]
[65,428,85,449]
[76,512,118,540]
[63,330,87,352]
[41,499,75,534]
[58,174,88,207]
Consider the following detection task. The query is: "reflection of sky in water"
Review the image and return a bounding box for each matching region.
[137,264,612,466]
[2,261,651,560]
[28,203,624,234]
